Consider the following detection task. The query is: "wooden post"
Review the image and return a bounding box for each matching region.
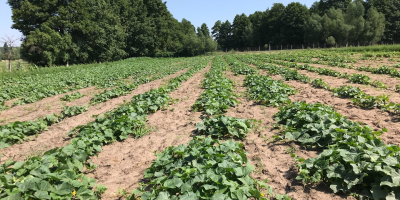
[302,44,304,49]
[259,46,260,52]
[318,42,319,48]
[291,45,292,50]
[281,45,282,50]
[358,41,359,47]
[269,44,271,51]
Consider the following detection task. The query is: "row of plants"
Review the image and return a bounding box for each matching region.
[0,57,188,108]
[236,55,400,115]
[192,56,239,116]
[0,59,199,149]
[0,105,88,149]
[224,55,258,75]
[127,58,291,199]
[274,101,400,200]
[60,92,84,102]
[255,52,400,85]
[244,75,296,107]
[0,58,210,199]
[270,58,389,90]
[89,62,191,105]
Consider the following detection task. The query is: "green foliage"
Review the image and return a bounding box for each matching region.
[348,74,372,84]
[192,57,238,115]
[0,57,190,108]
[60,106,88,118]
[244,75,296,107]
[326,36,336,46]
[370,80,387,89]
[224,55,258,75]
[130,136,276,200]
[311,78,330,90]
[0,57,210,200]
[60,92,84,102]
[196,116,253,140]
[274,101,400,199]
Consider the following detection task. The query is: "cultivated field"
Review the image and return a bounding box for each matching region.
[1,50,400,200]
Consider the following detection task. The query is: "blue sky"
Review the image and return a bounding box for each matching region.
[1,0,316,47]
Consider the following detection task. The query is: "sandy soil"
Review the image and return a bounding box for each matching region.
[276,65,400,104]
[85,65,211,199]
[247,63,400,146]
[352,59,400,68]
[291,62,400,91]
[222,70,353,200]
[0,61,187,124]
[0,86,104,124]
[0,67,190,163]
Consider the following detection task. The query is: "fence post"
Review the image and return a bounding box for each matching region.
[318,42,319,48]
[302,44,304,49]
[281,45,282,50]
[259,46,260,52]
[291,45,292,50]
[269,44,271,51]
[358,41,359,47]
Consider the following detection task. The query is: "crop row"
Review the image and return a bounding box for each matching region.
[228,55,400,199]
[0,105,88,149]
[275,102,400,199]
[0,57,187,108]
[128,58,291,199]
[236,55,400,115]
[192,56,238,116]
[0,59,199,150]
[0,57,209,199]
[257,52,400,84]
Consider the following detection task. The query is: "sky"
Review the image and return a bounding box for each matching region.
[0,0,316,47]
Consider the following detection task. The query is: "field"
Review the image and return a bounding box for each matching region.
[1,50,400,200]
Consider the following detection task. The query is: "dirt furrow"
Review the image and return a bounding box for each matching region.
[0,67,190,162]
[223,70,350,200]
[290,61,400,90]
[86,65,211,200]
[279,65,400,103]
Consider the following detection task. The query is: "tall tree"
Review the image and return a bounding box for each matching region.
[3,43,9,54]
[232,14,251,48]
[281,2,310,45]
[249,11,265,47]
[345,1,365,43]
[367,0,400,42]
[200,23,210,37]
[264,3,285,45]
[363,6,386,43]
[317,0,352,13]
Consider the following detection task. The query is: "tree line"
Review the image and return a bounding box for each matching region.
[212,0,399,50]
[7,0,217,66]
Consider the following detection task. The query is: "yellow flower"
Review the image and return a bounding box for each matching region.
[72,189,77,197]
[261,193,265,197]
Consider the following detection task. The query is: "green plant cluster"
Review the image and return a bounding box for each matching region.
[0,105,88,149]
[0,58,210,199]
[274,101,400,200]
[224,55,258,75]
[244,75,296,107]
[192,57,238,115]
[332,85,396,110]
[60,92,84,102]
[0,57,186,107]
[348,74,372,85]
[311,78,330,90]
[196,115,253,140]
[237,54,400,115]
[129,136,279,200]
